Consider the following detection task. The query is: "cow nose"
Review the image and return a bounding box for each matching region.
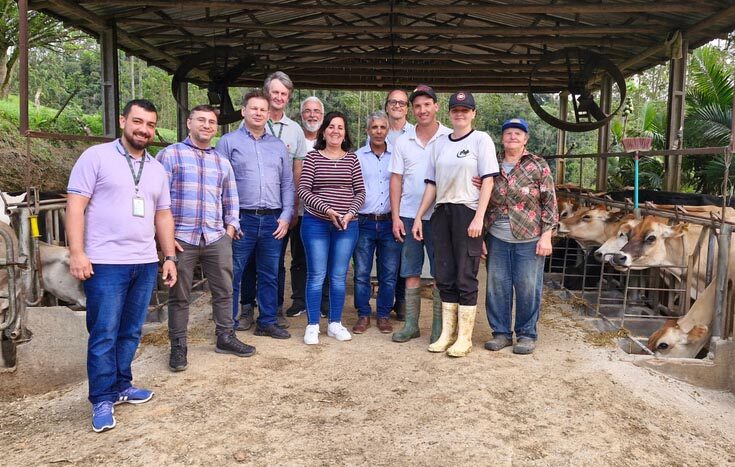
[612,252,627,265]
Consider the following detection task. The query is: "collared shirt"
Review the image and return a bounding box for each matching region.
[387,121,415,146]
[486,152,559,240]
[157,137,240,246]
[67,139,170,264]
[215,126,295,223]
[356,141,393,215]
[389,123,452,220]
[267,114,308,161]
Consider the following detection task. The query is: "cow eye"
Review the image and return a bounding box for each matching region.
[582,215,590,222]
[645,235,656,244]
[657,342,669,350]
[560,211,568,218]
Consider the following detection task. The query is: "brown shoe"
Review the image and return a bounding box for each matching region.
[352,316,370,334]
[376,318,393,334]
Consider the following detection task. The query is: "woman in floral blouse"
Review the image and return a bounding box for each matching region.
[484,118,558,355]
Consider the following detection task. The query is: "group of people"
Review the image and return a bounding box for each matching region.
[66,71,558,433]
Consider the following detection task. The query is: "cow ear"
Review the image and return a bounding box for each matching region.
[687,325,709,342]
[665,223,689,238]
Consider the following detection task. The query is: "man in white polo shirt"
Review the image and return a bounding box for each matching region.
[389,85,451,344]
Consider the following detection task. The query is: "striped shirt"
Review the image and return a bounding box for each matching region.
[298,150,366,221]
[157,137,240,246]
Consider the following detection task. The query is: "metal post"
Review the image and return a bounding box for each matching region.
[18,0,29,135]
[100,24,120,138]
[176,81,189,141]
[664,38,688,191]
[595,75,612,191]
[712,224,731,339]
[556,91,568,184]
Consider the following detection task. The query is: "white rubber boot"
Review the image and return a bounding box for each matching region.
[447,305,477,357]
[428,302,458,352]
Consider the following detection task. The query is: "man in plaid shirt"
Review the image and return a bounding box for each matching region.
[157,104,256,372]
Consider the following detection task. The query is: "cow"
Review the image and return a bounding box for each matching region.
[646,280,720,358]
[0,192,27,225]
[558,205,627,247]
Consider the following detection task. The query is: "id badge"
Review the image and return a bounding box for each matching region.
[132,196,145,218]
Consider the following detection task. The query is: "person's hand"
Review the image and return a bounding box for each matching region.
[341,212,354,230]
[536,234,553,256]
[481,241,488,261]
[412,219,423,241]
[467,215,484,238]
[162,260,177,287]
[471,175,482,190]
[393,218,405,242]
[326,208,343,230]
[273,219,289,239]
[225,225,237,239]
[175,240,184,252]
[69,251,93,281]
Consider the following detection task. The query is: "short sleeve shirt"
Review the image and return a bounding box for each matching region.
[267,114,308,161]
[426,130,499,210]
[66,139,171,264]
[389,123,452,220]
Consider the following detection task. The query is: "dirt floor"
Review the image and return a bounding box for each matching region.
[2,277,735,466]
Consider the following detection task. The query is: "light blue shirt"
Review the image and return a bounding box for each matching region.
[356,141,393,215]
[387,121,414,146]
[215,126,295,223]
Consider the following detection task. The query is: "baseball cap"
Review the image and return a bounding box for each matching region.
[409,84,437,103]
[448,91,476,110]
[501,117,529,133]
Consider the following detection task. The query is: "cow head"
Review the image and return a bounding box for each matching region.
[557,198,578,223]
[557,205,624,245]
[593,214,638,262]
[647,319,709,357]
[611,217,688,269]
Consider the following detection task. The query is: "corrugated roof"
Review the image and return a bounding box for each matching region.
[32,0,735,92]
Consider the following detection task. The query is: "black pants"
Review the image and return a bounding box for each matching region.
[431,203,483,305]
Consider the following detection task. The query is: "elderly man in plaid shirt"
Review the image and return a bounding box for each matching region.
[157,104,256,372]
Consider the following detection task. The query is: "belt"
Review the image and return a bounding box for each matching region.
[241,208,282,215]
[359,213,391,221]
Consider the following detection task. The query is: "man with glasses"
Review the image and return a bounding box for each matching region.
[385,89,414,321]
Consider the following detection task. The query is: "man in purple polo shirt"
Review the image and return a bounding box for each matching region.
[215,89,295,339]
[66,99,177,433]
[157,104,256,372]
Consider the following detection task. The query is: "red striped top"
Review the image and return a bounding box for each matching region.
[298,150,366,221]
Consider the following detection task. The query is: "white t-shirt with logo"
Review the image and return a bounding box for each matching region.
[426,129,499,210]
[389,123,452,220]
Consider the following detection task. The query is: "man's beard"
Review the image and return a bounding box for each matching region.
[303,120,322,133]
[124,132,150,151]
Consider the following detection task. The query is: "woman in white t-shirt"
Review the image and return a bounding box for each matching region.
[412,91,499,357]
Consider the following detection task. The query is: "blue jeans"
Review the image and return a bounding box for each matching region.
[232,212,283,327]
[301,212,359,325]
[353,217,402,318]
[399,216,435,278]
[84,262,158,404]
[240,238,288,308]
[485,235,544,340]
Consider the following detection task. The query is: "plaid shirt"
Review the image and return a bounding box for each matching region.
[157,138,240,246]
[486,152,558,240]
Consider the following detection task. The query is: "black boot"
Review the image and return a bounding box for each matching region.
[169,337,188,372]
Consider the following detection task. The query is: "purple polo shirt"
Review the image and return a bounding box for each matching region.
[67,139,171,264]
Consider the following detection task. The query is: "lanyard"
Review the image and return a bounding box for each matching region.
[267,120,284,139]
[124,151,146,195]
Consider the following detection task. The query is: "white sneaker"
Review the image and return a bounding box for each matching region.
[304,324,320,345]
[327,322,352,341]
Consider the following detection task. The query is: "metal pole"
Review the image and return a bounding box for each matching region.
[712,223,730,339]
[18,0,29,135]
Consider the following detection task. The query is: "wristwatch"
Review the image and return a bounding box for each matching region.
[163,255,178,264]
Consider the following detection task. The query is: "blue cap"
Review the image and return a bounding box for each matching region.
[501,117,529,133]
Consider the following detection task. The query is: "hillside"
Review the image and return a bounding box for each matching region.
[0,97,177,193]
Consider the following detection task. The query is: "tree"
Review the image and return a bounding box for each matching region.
[0,1,78,98]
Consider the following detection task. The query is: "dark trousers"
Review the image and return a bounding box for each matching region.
[168,235,234,341]
[289,216,307,306]
[431,203,483,305]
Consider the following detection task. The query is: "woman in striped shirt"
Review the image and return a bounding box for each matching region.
[298,111,366,345]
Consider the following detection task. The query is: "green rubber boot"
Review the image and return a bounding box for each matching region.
[392,288,421,342]
[430,287,442,344]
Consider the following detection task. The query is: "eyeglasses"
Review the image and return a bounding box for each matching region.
[303,109,323,116]
[387,100,408,108]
